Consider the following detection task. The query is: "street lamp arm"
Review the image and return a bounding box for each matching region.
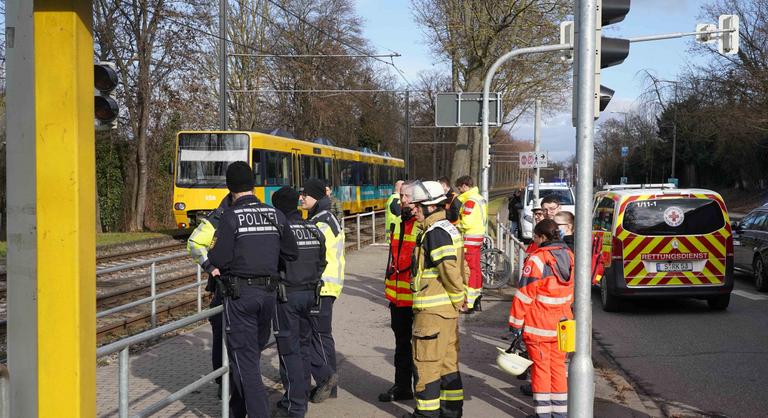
[480,43,574,201]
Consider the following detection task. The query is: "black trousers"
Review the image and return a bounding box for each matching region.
[223,285,275,418]
[309,296,337,387]
[210,292,223,382]
[274,289,315,418]
[390,303,414,389]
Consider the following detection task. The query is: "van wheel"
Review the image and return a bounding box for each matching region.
[707,294,730,310]
[600,274,621,312]
[754,256,768,292]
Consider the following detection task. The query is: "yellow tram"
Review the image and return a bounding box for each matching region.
[171,130,405,228]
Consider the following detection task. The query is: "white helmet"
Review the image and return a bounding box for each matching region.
[496,347,533,376]
[412,181,447,205]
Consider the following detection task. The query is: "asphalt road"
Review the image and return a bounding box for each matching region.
[593,271,768,418]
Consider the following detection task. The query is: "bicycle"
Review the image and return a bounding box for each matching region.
[480,234,512,289]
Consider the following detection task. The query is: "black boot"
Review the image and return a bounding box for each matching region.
[378,384,414,402]
[474,296,482,312]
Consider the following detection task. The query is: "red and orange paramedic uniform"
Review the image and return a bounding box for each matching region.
[384,213,420,392]
[456,186,487,309]
[509,242,574,418]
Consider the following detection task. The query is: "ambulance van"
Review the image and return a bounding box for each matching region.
[592,186,734,311]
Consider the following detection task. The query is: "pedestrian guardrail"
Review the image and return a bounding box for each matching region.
[342,209,385,250]
[96,307,228,418]
[493,213,527,287]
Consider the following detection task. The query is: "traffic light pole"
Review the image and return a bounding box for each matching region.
[219,0,227,130]
[570,0,597,416]
[533,99,542,203]
[480,43,573,202]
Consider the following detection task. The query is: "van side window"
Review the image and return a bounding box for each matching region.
[592,198,615,231]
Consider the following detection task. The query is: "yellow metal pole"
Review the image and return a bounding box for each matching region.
[34,1,95,416]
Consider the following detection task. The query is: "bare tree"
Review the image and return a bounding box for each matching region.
[412,0,571,181]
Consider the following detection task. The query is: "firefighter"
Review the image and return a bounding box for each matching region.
[208,161,299,418]
[508,219,574,418]
[271,186,327,418]
[379,180,419,402]
[186,193,231,395]
[405,180,466,418]
[438,176,461,223]
[454,175,488,312]
[300,178,346,403]
[385,180,405,241]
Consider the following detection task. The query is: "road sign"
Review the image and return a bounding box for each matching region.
[621,146,629,157]
[667,177,679,187]
[519,151,548,169]
[620,176,628,184]
[435,92,502,127]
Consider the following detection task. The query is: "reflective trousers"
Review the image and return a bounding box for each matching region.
[390,303,414,389]
[464,246,482,308]
[223,285,275,418]
[274,289,315,418]
[526,338,568,418]
[411,312,463,418]
[309,296,337,388]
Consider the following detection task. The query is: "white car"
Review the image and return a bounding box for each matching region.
[518,182,576,241]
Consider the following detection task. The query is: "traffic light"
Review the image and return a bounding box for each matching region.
[94,62,119,130]
[594,0,631,117]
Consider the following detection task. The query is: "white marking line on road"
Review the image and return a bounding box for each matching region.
[732,289,768,301]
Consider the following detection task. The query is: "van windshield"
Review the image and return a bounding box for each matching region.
[622,198,725,236]
[526,188,574,205]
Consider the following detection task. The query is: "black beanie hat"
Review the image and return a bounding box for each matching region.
[302,178,326,201]
[272,186,300,215]
[226,161,255,193]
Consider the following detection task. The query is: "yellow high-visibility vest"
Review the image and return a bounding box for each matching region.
[312,210,346,298]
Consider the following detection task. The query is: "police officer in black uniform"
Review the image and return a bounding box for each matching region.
[271,186,327,418]
[208,161,298,418]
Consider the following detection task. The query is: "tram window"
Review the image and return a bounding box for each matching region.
[339,159,354,186]
[321,158,332,181]
[352,163,365,186]
[266,151,292,186]
[359,163,374,185]
[252,150,264,186]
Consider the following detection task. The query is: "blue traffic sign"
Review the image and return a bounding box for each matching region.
[621,146,629,157]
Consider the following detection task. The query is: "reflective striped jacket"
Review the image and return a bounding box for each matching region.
[310,198,346,298]
[187,195,230,273]
[509,242,574,342]
[385,193,402,239]
[385,215,419,307]
[456,187,488,248]
[411,211,466,316]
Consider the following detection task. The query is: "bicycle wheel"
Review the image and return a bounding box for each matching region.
[481,248,511,289]
[482,234,495,252]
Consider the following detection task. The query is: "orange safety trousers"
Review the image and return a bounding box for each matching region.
[525,338,568,418]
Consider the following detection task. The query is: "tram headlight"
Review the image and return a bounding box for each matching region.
[174,202,186,211]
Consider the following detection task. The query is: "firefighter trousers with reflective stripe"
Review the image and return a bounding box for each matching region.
[223,285,275,418]
[390,303,414,389]
[412,312,463,418]
[310,296,337,392]
[464,246,482,309]
[274,289,315,418]
[526,338,568,418]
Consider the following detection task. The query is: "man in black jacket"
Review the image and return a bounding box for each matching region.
[208,161,299,418]
[271,186,327,418]
[508,189,522,239]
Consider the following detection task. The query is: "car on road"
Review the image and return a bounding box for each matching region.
[732,204,768,291]
[518,182,575,241]
[591,186,734,311]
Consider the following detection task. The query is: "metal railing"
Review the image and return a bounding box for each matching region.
[342,209,384,250]
[96,307,228,418]
[493,213,528,286]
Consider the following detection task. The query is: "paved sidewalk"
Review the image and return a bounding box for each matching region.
[97,245,658,417]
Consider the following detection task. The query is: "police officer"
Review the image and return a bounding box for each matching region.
[271,186,327,418]
[186,193,231,395]
[406,181,466,418]
[208,161,298,418]
[300,178,345,403]
[379,180,419,402]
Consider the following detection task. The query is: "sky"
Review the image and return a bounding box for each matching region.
[354,0,714,162]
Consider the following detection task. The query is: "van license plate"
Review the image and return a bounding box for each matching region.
[656,262,693,272]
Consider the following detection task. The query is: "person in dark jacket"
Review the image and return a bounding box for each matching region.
[508,189,522,238]
[438,176,462,224]
[554,211,575,252]
[208,161,299,418]
[271,186,327,418]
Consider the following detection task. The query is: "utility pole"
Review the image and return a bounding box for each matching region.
[671,82,678,179]
[405,89,411,178]
[219,0,227,130]
[569,0,597,415]
[533,99,542,203]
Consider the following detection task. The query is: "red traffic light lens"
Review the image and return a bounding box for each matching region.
[95,96,119,122]
[94,64,118,92]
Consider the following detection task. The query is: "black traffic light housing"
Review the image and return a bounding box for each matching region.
[595,0,631,117]
[95,62,119,130]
